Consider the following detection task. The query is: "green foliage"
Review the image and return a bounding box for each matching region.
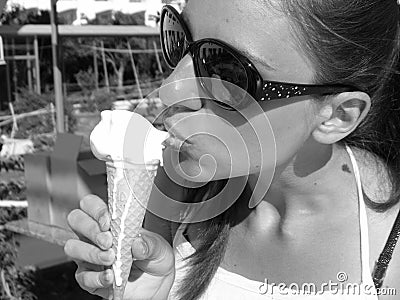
[63,39,95,87]
[112,11,145,25]
[11,90,55,138]
[92,90,117,111]
[89,10,145,25]
[2,6,170,101]
[13,89,53,113]
[31,134,56,152]
[60,9,168,94]
[0,179,26,200]
[74,92,117,113]
[4,88,76,138]
[0,155,24,172]
[74,68,97,95]
[0,4,52,25]
[0,207,36,300]
[62,34,168,95]
[77,96,97,113]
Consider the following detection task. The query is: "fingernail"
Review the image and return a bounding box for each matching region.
[134,237,148,256]
[96,233,108,249]
[103,270,112,283]
[99,250,113,262]
[99,215,109,231]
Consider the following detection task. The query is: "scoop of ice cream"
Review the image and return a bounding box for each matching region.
[90,110,169,165]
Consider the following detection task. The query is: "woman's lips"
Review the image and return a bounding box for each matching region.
[162,127,189,150]
[163,118,191,149]
[162,135,184,150]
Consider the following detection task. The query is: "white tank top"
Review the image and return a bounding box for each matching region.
[168,146,379,300]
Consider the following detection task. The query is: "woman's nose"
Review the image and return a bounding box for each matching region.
[160,54,207,111]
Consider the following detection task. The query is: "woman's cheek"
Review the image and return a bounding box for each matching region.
[178,135,234,182]
[169,118,275,181]
[266,109,312,168]
[163,102,312,183]
[170,130,273,182]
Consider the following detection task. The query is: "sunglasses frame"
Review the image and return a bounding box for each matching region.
[160,5,358,110]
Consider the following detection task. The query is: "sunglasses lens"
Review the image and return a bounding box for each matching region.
[196,42,250,109]
[161,9,188,67]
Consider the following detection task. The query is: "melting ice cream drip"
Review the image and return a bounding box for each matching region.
[114,185,134,287]
[111,167,124,220]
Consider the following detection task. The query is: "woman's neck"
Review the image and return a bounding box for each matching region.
[243,143,357,235]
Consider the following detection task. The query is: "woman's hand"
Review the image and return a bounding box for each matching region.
[64,195,175,300]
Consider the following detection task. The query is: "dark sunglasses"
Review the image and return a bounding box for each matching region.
[160,5,358,110]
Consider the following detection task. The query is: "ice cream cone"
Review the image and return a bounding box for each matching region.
[106,160,159,300]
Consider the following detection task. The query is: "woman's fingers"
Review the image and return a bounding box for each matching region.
[131,229,175,277]
[75,262,113,299]
[65,194,175,299]
[64,239,115,266]
[67,208,113,250]
[80,194,111,231]
[64,195,116,298]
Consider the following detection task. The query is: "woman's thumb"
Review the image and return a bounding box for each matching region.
[131,229,175,276]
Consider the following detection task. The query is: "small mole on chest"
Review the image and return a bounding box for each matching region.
[342,164,352,174]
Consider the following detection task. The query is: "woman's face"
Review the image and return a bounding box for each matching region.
[160,0,318,183]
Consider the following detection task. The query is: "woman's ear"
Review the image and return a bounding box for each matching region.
[312,91,371,144]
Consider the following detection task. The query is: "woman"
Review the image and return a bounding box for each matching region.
[64,0,400,299]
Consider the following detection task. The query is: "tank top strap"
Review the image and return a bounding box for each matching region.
[345,145,372,284]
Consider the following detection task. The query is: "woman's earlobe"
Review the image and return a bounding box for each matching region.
[312,91,371,144]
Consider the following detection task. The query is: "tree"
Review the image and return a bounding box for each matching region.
[1,4,56,25]
[87,11,145,92]
[1,6,170,100]
[111,11,145,26]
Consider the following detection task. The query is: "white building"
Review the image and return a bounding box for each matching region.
[5,0,185,25]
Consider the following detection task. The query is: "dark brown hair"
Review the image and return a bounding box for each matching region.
[282,0,400,210]
[177,1,400,299]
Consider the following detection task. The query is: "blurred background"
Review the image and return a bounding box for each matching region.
[0,1,183,299]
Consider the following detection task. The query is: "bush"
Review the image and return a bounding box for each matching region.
[3,89,76,138]
[0,207,36,300]
[31,134,56,152]
[0,179,26,200]
[0,155,24,172]
[11,90,55,138]
[70,90,117,113]
[93,90,117,111]
[74,68,97,95]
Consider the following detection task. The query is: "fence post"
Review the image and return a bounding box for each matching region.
[127,41,143,100]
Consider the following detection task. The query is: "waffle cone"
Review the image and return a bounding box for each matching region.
[106,160,159,300]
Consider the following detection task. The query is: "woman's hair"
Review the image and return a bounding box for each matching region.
[176,1,400,299]
[283,0,400,211]
[175,180,234,300]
